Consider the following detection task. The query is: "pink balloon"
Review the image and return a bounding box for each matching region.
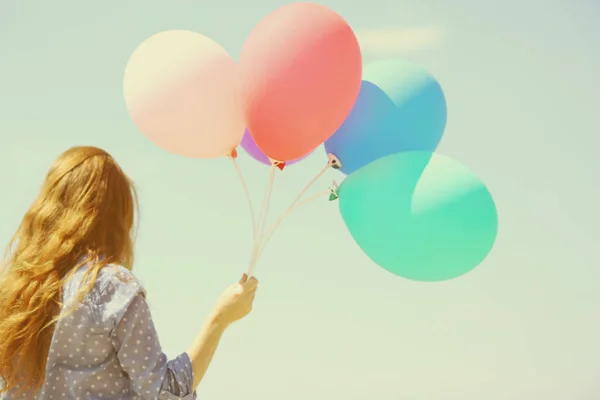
[238,3,362,163]
[124,30,243,159]
[240,129,309,166]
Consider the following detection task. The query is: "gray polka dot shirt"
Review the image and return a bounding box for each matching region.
[4,264,196,400]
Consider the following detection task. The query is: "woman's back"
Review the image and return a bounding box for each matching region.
[0,147,256,399]
[4,263,194,400]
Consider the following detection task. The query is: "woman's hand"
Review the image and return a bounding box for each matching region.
[187,274,258,389]
[213,274,258,326]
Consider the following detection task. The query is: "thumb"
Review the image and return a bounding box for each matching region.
[239,273,248,283]
[242,276,258,290]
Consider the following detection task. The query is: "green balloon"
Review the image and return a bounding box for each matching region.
[338,151,498,282]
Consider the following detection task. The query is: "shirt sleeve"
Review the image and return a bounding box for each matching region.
[110,294,197,400]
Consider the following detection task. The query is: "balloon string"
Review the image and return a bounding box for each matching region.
[247,164,276,276]
[285,162,330,213]
[255,165,275,239]
[258,165,276,238]
[253,189,330,263]
[248,162,331,273]
[230,157,257,242]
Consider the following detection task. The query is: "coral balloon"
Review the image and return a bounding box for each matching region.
[124,30,243,159]
[339,151,498,282]
[240,129,309,166]
[238,2,362,162]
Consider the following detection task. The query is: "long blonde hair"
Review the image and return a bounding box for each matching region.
[0,146,138,395]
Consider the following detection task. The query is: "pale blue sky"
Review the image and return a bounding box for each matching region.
[1,0,599,399]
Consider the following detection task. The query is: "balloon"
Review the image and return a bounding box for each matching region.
[240,129,309,166]
[238,2,362,162]
[123,30,243,159]
[325,59,447,175]
[324,80,401,175]
[365,59,447,150]
[338,151,498,282]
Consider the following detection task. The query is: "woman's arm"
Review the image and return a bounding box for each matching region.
[186,313,227,389]
[187,274,258,389]
[112,295,197,399]
[111,273,258,398]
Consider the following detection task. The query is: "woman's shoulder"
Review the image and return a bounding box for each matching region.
[97,264,141,287]
[66,263,147,327]
[67,263,144,294]
[95,264,146,301]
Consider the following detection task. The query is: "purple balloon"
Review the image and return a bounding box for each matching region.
[240,129,309,166]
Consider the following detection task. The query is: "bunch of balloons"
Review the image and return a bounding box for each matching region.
[123,2,498,282]
[325,60,498,282]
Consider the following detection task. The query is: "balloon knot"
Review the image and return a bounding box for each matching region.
[227,148,238,159]
[327,153,342,169]
[329,180,339,201]
[275,161,286,171]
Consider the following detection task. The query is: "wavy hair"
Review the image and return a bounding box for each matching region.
[0,146,138,396]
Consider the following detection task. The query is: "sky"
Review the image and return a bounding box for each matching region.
[1,0,599,399]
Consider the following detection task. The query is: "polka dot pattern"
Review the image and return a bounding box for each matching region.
[5,264,197,400]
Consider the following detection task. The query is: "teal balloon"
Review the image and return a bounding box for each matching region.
[338,151,498,282]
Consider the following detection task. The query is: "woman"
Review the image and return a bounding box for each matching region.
[0,146,258,399]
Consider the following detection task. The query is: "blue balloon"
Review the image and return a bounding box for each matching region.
[325,59,447,175]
